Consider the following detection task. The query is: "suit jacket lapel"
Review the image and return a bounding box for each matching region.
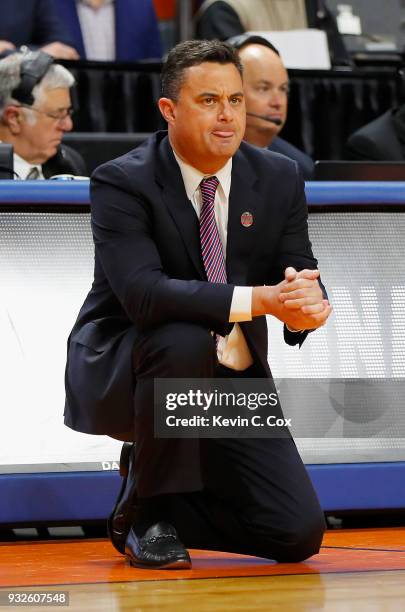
[155,135,262,285]
[226,150,260,285]
[155,135,206,279]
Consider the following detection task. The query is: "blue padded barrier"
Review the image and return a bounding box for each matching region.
[0,180,90,205]
[0,472,121,524]
[306,181,405,206]
[1,463,405,524]
[308,463,405,512]
[1,180,405,206]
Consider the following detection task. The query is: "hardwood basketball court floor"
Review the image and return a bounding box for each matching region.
[1,528,405,610]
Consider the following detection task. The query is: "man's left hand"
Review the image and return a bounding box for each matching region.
[279,267,330,316]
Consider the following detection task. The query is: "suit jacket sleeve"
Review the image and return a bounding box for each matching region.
[32,0,76,46]
[345,133,385,161]
[196,2,244,40]
[90,161,235,334]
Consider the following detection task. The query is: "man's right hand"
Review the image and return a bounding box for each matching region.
[252,268,332,330]
[41,42,80,60]
[0,40,16,54]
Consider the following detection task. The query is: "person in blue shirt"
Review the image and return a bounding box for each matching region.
[57,0,162,61]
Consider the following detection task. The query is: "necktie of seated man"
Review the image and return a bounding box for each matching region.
[27,167,40,180]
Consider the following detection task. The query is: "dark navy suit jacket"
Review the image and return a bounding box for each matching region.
[57,0,162,60]
[64,132,319,436]
[345,107,405,161]
[269,137,315,180]
[0,0,74,49]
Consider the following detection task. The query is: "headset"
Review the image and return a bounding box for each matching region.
[11,49,54,106]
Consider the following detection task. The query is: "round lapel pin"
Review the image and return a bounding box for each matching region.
[241,211,253,227]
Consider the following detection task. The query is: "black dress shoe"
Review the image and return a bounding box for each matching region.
[107,442,137,554]
[125,522,192,569]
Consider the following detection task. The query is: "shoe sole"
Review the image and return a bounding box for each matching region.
[107,442,133,554]
[128,558,192,570]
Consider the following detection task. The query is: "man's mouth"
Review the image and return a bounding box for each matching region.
[212,131,235,138]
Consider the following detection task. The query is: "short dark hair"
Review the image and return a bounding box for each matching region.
[161,39,243,101]
[227,34,280,57]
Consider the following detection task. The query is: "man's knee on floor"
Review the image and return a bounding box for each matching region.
[247,512,326,563]
[273,516,325,562]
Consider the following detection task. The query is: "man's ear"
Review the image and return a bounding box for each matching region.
[2,105,22,134]
[158,97,176,125]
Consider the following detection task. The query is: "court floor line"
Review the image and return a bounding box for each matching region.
[322,545,405,552]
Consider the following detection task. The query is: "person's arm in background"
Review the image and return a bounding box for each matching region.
[0,40,16,54]
[196,1,244,40]
[33,0,79,59]
[344,133,384,161]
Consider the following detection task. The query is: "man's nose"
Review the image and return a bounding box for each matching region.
[218,100,233,120]
[268,89,286,107]
[59,115,73,132]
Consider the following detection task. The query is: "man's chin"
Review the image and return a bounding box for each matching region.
[210,136,241,157]
[45,144,60,160]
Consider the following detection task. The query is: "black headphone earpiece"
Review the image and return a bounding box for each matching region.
[11,50,54,106]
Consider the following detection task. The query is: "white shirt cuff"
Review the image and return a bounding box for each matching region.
[229,286,252,322]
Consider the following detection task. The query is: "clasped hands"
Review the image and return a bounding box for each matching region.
[252,267,332,330]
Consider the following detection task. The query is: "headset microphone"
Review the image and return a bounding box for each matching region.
[246,112,283,126]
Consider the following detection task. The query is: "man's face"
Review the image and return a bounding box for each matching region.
[17,87,73,164]
[239,44,289,146]
[160,62,246,173]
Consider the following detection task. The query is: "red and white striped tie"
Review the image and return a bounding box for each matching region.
[199,176,227,284]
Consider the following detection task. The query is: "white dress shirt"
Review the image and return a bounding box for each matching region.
[173,149,254,370]
[77,0,115,61]
[13,153,44,180]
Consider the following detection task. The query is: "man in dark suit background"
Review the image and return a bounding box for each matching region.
[345,105,405,161]
[0,0,79,60]
[64,40,331,570]
[230,34,315,179]
[0,51,86,179]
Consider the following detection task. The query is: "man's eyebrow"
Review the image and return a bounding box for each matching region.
[197,92,219,98]
[256,79,289,86]
[197,91,244,98]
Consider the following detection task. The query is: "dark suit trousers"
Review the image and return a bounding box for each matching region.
[131,322,325,562]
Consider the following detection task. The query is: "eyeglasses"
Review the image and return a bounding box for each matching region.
[15,104,75,121]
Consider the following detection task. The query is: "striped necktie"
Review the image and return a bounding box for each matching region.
[26,167,40,180]
[199,176,227,284]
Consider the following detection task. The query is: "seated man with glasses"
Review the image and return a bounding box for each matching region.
[0,51,86,179]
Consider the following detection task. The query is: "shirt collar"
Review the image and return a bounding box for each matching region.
[172,148,232,201]
[13,153,43,180]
